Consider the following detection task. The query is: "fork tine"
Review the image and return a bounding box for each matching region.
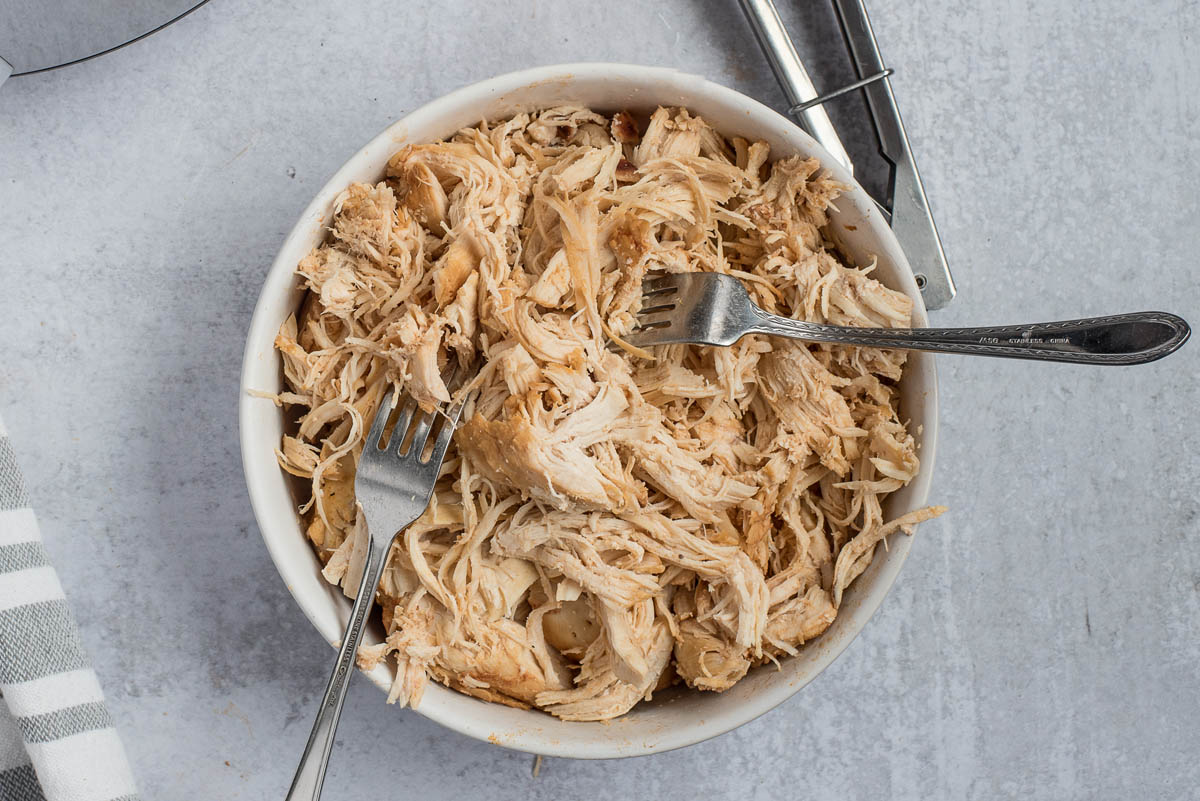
[641,284,679,299]
[401,409,433,457]
[638,299,677,314]
[388,397,418,452]
[643,272,683,291]
[635,310,676,328]
[365,390,395,450]
[425,411,457,466]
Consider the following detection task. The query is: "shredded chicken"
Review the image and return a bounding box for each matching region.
[272,106,945,721]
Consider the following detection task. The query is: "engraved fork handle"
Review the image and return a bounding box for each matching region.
[747,310,1191,365]
[285,538,389,801]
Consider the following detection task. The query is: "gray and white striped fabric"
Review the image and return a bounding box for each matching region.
[0,415,139,801]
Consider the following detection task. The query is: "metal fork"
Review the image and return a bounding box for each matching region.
[286,389,463,801]
[625,272,1190,365]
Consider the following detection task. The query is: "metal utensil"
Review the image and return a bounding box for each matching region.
[737,0,854,173]
[737,0,958,310]
[625,272,1190,365]
[285,389,463,801]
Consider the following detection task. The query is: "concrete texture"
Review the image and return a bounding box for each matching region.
[1,1,1197,798]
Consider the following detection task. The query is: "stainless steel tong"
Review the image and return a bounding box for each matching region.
[738,0,957,310]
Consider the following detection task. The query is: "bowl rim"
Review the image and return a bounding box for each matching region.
[239,61,938,758]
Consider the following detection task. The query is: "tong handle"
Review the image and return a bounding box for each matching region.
[737,0,855,173]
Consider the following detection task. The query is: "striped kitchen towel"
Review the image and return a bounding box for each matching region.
[0,414,139,801]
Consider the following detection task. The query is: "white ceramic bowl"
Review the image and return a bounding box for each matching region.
[239,63,938,758]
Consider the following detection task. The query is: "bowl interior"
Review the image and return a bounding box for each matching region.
[239,63,937,758]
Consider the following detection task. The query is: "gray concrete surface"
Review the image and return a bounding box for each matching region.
[1,1,1198,798]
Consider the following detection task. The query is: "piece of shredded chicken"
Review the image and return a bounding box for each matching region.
[272,106,945,721]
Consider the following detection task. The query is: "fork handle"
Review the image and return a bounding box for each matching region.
[747,310,1190,365]
[285,544,387,801]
